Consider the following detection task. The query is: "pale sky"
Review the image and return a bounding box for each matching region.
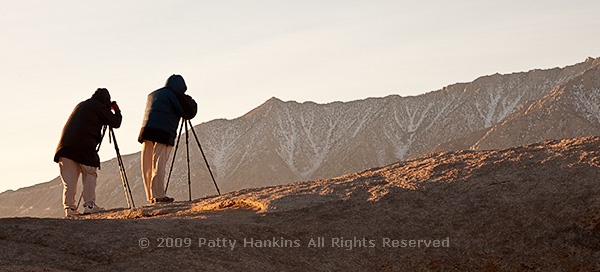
[1,0,599,193]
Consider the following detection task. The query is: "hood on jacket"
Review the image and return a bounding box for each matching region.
[165,74,187,93]
[92,88,111,105]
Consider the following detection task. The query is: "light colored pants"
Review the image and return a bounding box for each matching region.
[58,157,98,210]
[141,140,173,202]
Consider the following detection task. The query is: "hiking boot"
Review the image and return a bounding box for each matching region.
[152,197,174,203]
[83,202,105,214]
[65,207,80,217]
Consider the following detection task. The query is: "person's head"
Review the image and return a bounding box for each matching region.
[165,74,187,93]
[92,88,111,105]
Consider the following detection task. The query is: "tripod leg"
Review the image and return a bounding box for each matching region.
[188,120,221,195]
[96,126,107,153]
[165,120,184,194]
[111,129,131,209]
[110,128,135,209]
[118,150,136,208]
[76,191,83,210]
[185,121,191,201]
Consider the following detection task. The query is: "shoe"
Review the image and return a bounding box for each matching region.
[83,202,105,214]
[65,208,80,217]
[152,197,174,203]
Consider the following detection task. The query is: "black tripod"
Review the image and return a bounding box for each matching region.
[165,119,221,201]
[78,126,135,210]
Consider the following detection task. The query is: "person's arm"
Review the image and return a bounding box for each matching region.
[171,91,198,120]
[99,102,123,128]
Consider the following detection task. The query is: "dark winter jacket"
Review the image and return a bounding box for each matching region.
[54,88,122,167]
[138,74,198,146]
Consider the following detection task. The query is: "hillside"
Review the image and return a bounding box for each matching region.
[1,57,599,218]
[1,137,599,271]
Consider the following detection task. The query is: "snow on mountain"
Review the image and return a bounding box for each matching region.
[472,59,600,150]
[1,57,599,218]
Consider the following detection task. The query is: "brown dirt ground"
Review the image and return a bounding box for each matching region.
[1,137,599,271]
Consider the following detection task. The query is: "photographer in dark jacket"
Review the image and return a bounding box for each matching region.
[54,88,122,217]
[138,74,197,203]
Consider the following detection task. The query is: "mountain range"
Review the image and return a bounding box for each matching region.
[1,57,599,217]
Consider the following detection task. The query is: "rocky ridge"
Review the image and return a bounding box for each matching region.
[1,137,599,271]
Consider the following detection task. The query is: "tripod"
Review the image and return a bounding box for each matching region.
[165,119,221,201]
[76,126,135,210]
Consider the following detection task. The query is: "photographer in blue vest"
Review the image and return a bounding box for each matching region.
[138,74,197,204]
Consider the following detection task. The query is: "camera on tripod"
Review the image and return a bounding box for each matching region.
[110,101,119,111]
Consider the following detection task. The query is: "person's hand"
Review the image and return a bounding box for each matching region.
[110,101,120,111]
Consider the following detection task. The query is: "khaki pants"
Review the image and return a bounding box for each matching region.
[58,157,98,210]
[141,140,173,202]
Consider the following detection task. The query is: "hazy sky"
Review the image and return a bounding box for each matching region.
[1,0,599,193]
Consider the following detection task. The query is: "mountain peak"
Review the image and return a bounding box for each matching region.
[264,97,285,105]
